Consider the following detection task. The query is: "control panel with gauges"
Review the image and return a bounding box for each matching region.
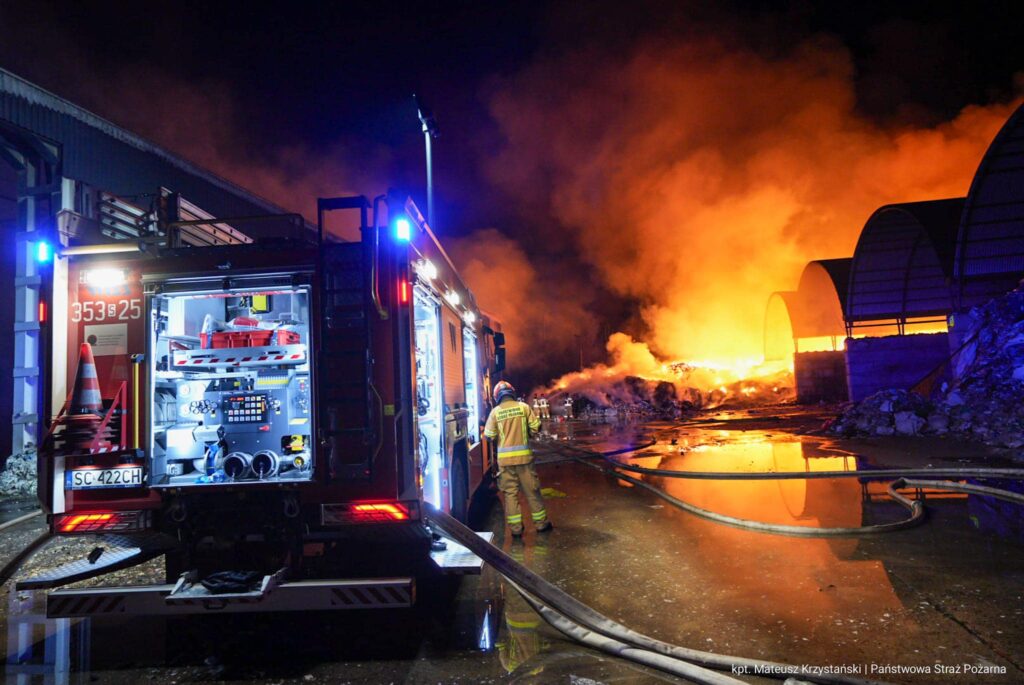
[224,393,268,424]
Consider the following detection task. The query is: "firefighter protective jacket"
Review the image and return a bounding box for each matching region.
[484,398,541,466]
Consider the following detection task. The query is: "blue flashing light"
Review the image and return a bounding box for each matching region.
[35,241,53,264]
[394,217,412,242]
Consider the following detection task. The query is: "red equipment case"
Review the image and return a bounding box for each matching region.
[200,329,301,349]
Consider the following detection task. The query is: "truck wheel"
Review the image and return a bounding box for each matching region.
[451,454,469,523]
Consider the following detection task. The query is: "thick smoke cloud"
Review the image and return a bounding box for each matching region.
[4,6,1019,388]
[450,229,597,375]
[474,35,1019,373]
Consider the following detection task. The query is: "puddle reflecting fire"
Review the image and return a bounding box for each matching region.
[616,436,906,631]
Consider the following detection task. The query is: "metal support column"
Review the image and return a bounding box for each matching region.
[13,157,42,454]
[8,132,59,456]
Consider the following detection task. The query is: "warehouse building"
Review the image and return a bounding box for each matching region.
[1,68,293,459]
[955,104,1024,309]
[843,198,964,401]
[767,101,1024,403]
[949,103,1024,357]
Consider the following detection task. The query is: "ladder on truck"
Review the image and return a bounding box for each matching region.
[318,197,376,480]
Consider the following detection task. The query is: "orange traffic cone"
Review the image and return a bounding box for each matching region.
[69,343,103,416]
[62,343,111,453]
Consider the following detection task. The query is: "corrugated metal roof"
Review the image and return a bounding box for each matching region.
[763,258,850,358]
[0,67,295,222]
[955,101,1024,306]
[791,258,850,338]
[846,198,964,323]
[763,291,799,360]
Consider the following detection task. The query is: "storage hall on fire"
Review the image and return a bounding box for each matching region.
[766,100,1024,404]
[0,67,298,460]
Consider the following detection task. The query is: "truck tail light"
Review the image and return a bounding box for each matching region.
[353,503,409,521]
[57,510,149,534]
[321,501,419,526]
[400,280,409,304]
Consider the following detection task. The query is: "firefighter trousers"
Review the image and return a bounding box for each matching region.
[498,461,548,533]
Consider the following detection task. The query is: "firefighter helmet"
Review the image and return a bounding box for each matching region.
[493,380,516,404]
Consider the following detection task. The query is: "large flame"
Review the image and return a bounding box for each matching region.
[17,16,1016,394]
[459,33,1020,391]
[539,333,794,410]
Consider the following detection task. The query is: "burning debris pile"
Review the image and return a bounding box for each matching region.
[829,283,1024,448]
[556,374,704,420]
[536,334,794,419]
[0,448,38,498]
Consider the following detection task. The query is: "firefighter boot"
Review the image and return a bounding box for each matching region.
[519,462,551,532]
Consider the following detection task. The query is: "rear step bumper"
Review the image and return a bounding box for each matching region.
[46,577,414,617]
[430,531,492,575]
[17,533,176,590]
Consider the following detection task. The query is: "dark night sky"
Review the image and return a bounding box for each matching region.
[5,1,1023,229]
[2,1,1024,386]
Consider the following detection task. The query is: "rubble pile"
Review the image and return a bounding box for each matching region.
[827,389,932,437]
[564,376,703,420]
[0,448,38,498]
[829,284,1024,448]
[940,284,1024,447]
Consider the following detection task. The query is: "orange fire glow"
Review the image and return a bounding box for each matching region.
[540,333,793,406]
[456,34,1019,388]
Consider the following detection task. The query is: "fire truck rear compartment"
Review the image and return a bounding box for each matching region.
[148,284,315,487]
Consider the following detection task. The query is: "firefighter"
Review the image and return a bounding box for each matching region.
[538,395,550,420]
[484,380,552,537]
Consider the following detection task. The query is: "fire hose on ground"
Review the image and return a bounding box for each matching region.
[436,438,1024,682]
[0,511,48,587]
[427,506,889,685]
[0,532,52,588]
[544,440,1024,537]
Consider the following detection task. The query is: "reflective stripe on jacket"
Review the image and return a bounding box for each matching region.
[483,399,541,466]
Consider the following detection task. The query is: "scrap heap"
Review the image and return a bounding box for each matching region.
[829,282,1024,449]
[0,448,37,497]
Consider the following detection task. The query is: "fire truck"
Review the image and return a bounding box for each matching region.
[22,190,507,615]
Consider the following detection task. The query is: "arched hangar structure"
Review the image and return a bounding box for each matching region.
[764,259,850,402]
[843,198,963,401]
[956,102,1024,309]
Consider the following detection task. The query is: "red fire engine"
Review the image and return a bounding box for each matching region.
[24,191,507,615]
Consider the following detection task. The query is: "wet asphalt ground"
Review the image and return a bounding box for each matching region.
[1,406,1023,684]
